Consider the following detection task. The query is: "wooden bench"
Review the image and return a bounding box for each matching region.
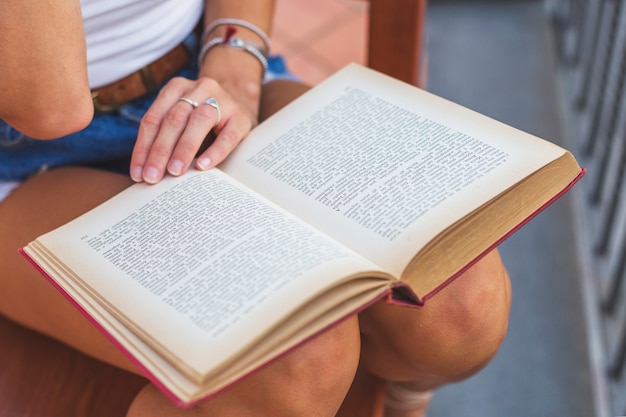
[550,0,626,414]
[0,316,145,417]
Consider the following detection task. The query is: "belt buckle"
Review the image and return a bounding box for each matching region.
[91,90,119,113]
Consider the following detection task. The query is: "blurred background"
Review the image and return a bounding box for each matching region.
[270,0,626,416]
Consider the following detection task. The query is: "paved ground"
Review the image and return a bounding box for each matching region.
[424,2,595,416]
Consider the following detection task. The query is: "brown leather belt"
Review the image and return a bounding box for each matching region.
[91,43,191,112]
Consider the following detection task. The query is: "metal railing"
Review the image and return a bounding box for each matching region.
[549,0,626,415]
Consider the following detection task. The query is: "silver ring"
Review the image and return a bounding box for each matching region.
[203,97,221,124]
[178,97,198,108]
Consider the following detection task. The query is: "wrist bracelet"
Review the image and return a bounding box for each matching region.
[198,36,268,73]
[202,18,271,53]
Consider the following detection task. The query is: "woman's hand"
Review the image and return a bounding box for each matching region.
[130,75,257,184]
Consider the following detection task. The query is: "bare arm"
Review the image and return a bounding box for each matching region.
[0,0,93,139]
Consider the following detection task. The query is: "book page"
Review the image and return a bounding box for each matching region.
[24,242,390,404]
[32,168,386,378]
[221,63,568,277]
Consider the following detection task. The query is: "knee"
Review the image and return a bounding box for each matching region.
[219,315,361,417]
[361,250,511,384]
[430,278,511,380]
[128,316,361,417]
[270,315,361,416]
[407,250,512,381]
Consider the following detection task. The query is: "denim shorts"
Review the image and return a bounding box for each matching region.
[0,46,297,182]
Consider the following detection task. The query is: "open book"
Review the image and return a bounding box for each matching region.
[21,63,584,406]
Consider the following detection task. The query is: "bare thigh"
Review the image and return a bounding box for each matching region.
[0,166,140,372]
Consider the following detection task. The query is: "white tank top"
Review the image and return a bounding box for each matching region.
[81,0,204,88]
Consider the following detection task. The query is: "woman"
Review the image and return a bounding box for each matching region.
[0,1,511,416]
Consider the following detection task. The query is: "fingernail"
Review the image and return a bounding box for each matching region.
[196,157,211,170]
[130,166,143,182]
[168,159,184,176]
[143,166,160,183]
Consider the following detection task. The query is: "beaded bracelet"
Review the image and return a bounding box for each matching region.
[201,18,271,53]
[198,36,269,73]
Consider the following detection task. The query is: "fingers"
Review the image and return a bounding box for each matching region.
[195,103,252,171]
[167,98,218,175]
[130,77,251,184]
